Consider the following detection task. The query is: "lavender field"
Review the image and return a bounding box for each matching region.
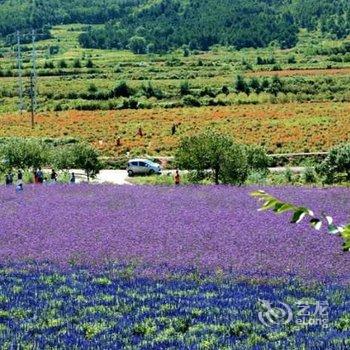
[0,184,349,281]
[0,184,349,348]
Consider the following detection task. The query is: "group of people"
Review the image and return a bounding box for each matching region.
[33,169,76,184]
[5,170,23,192]
[4,168,77,192]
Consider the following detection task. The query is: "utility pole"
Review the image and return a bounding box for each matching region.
[29,72,35,128]
[30,29,37,128]
[16,31,24,113]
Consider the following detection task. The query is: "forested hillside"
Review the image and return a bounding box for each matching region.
[0,0,349,52]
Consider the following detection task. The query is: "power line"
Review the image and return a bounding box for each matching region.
[31,29,37,118]
[16,31,24,113]
[15,29,48,126]
[29,72,35,129]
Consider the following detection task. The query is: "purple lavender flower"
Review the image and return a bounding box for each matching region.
[0,184,349,282]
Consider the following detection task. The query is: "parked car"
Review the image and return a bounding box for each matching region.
[127,159,162,177]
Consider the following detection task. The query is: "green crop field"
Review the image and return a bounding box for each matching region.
[0,26,350,114]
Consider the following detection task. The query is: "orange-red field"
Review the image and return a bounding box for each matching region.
[0,102,349,156]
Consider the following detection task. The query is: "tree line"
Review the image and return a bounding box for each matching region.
[0,0,349,52]
[0,138,102,181]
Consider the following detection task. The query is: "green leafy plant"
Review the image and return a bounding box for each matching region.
[0,138,50,170]
[176,130,249,185]
[251,190,350,252]
[317,143,350,183]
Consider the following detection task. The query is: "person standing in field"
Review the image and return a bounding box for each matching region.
[51,169,58,182]
[171,123,177,135]
[36,168,44,184]
[5,172,13,186]
[17,170,23,188]
[174,170,181,186]
[17,170,23,184]
[137,127,143,137]
[16,183,23,192]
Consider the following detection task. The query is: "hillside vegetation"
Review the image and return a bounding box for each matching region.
[0,2,349,157]
[0,0,349,51]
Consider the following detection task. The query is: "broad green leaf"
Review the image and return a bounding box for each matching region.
[291,208,309,224]
[274,203,296,214]
[343,240,350,252]
[273,202,285,212]
[326,216,333,225]
[340,225,350,251]
[250,190,267,197]
[328,224,340,235]
[340,225,350,239]
[310,218,322,231]
[259,199,280,211]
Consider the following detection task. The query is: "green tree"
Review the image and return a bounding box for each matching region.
[129,36,147,54]
[70,143,102,181]
[112,81,134,98]
[180,81,191,96]
[51,145,75,172]
[176,131,249,185]
[86,59,94,68]
[0,138,50,170]
[235,75,250,94]
[244,145,270,173]
[51,143,102,181]
[318,143,350,183]
[268,76,283,96]
[73,58,82,68]
[59,59,68,69]
[250,78,262,94]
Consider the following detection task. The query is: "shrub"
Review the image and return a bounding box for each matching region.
[283,167,294,183]
[112,81,134,98]
[287,56,296,64]
[244,145,270,173]
[73,59,82,68]
[88,83,98,93]
[303,167,317,184]
[182,95,201,107]
[268,76,283,96]
[222,85,230,95]
[86,59,94,68]
[141,82,163,99]
[246,171,268,185]
[59,60,67,69]
[54,103,63,111]
[249,78,262,94]
[183,46,190,57]
[43,61,55,69]
[235,75,250,94]
[180,81,191,96]
[317,143,350,183]
[200,87,217,98]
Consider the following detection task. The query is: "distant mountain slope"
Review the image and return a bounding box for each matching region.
[1,0,349,51]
